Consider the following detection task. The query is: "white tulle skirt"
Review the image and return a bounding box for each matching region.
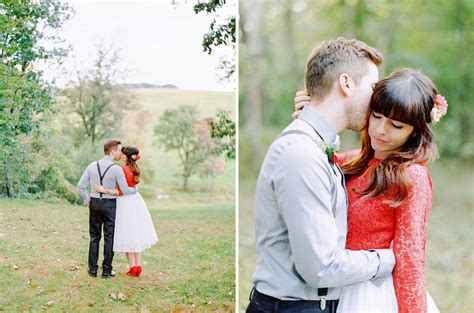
[113,192,158,253]
[337,275,440,313]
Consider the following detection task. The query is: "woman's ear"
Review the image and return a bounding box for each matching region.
[411,130,417,137]
[339,73,354,96]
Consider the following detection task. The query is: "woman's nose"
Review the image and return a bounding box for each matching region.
[375,122,387,136]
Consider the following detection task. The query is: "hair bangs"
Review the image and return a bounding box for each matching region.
[370,74,432,130]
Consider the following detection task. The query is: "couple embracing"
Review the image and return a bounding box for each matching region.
[77,139,158,278]
[247,38,447,312]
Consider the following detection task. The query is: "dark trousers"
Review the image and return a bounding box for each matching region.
[246,288,339,313]
[88,197,116,274]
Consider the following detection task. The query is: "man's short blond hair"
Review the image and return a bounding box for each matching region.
[305,38,383,101]
[103,139,121,155]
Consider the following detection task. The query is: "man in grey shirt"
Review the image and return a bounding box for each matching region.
[247,38,396,312]
[77,139,137,278]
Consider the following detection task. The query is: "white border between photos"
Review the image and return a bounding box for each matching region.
[235,3,240,311]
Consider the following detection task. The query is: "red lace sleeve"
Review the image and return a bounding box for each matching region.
[393,165,432,313]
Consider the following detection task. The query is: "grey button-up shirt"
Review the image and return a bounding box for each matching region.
[252,105,395,301]
[77,155,138,205]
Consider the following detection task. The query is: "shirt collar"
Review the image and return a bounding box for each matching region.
[103,155,114,162]
[297,105,340,148]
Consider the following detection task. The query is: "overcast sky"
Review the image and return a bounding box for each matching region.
[38,0,235,91]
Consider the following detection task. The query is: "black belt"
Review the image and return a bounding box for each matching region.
[249,288,337,311]
[90,197,116,202]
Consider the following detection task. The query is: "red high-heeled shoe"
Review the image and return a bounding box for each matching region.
[135,266,142,277]
[126,266,138,276]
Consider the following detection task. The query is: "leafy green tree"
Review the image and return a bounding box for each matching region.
[0,0,71,198]
[194,0,236,82]
[209,109,235,160]
[193,0,236,54]
[154,105,219,190]
[0,0,71,71]
[61,45,136,144]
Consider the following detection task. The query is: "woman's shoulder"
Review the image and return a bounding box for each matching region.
[405,163,433,194]
[338,149,360,164]
[406,163,431,181]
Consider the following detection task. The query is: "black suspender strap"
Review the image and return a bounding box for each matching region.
[96,161,114,199]
[318,287,328,310]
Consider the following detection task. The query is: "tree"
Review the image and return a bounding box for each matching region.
[61,45,135,144]
[199,156,226,193]
[194,0,236,82]
[240,0,264,169]
[208,109,235,160]
[193,0,236,54]
[0,0,72,198]
[154,105,218,190]
[0,0,71,72]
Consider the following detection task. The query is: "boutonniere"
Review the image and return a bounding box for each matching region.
[325,147,339,165]
[316,135,340,165]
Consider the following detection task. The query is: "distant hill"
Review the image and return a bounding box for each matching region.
[125,83,178,89]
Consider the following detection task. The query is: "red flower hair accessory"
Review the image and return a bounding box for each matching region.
[131,153,141,161]
[431,94,448,124]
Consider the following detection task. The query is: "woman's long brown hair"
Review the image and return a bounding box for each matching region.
[122,146,141,184]
[341,69,439,207]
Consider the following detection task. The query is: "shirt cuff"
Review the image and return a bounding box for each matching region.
[369,249,396,287]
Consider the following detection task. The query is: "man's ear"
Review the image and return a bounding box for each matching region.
[339,73,354,96]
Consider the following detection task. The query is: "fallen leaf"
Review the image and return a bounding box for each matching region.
[46,301,54,306]
[118,292,126,301]
[110,293,117,300]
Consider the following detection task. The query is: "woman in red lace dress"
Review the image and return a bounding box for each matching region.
[293,68,447,312]
[334,69,446,312]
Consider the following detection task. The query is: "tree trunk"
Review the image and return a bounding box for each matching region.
[3,162,11,198]
[242,0,264,170]
[376,2,398,78]
[183,175,189,190]
[284,0,299,81]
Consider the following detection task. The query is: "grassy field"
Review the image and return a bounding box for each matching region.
[0,198,235,312]
[122,88,235,194]
[0,88,236,312]
[238,130,474,312]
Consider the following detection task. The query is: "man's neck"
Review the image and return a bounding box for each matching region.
[308,98,346,133]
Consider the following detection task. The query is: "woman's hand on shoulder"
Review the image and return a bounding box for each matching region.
[292,90,310,119]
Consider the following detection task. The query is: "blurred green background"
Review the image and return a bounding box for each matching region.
[239,0,473,311]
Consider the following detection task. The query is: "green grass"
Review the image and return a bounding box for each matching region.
[0,198,235,312]
[238,130,473,312]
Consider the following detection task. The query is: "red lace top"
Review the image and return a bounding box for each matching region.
[117,165,139,196]
[340,150,432,313]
